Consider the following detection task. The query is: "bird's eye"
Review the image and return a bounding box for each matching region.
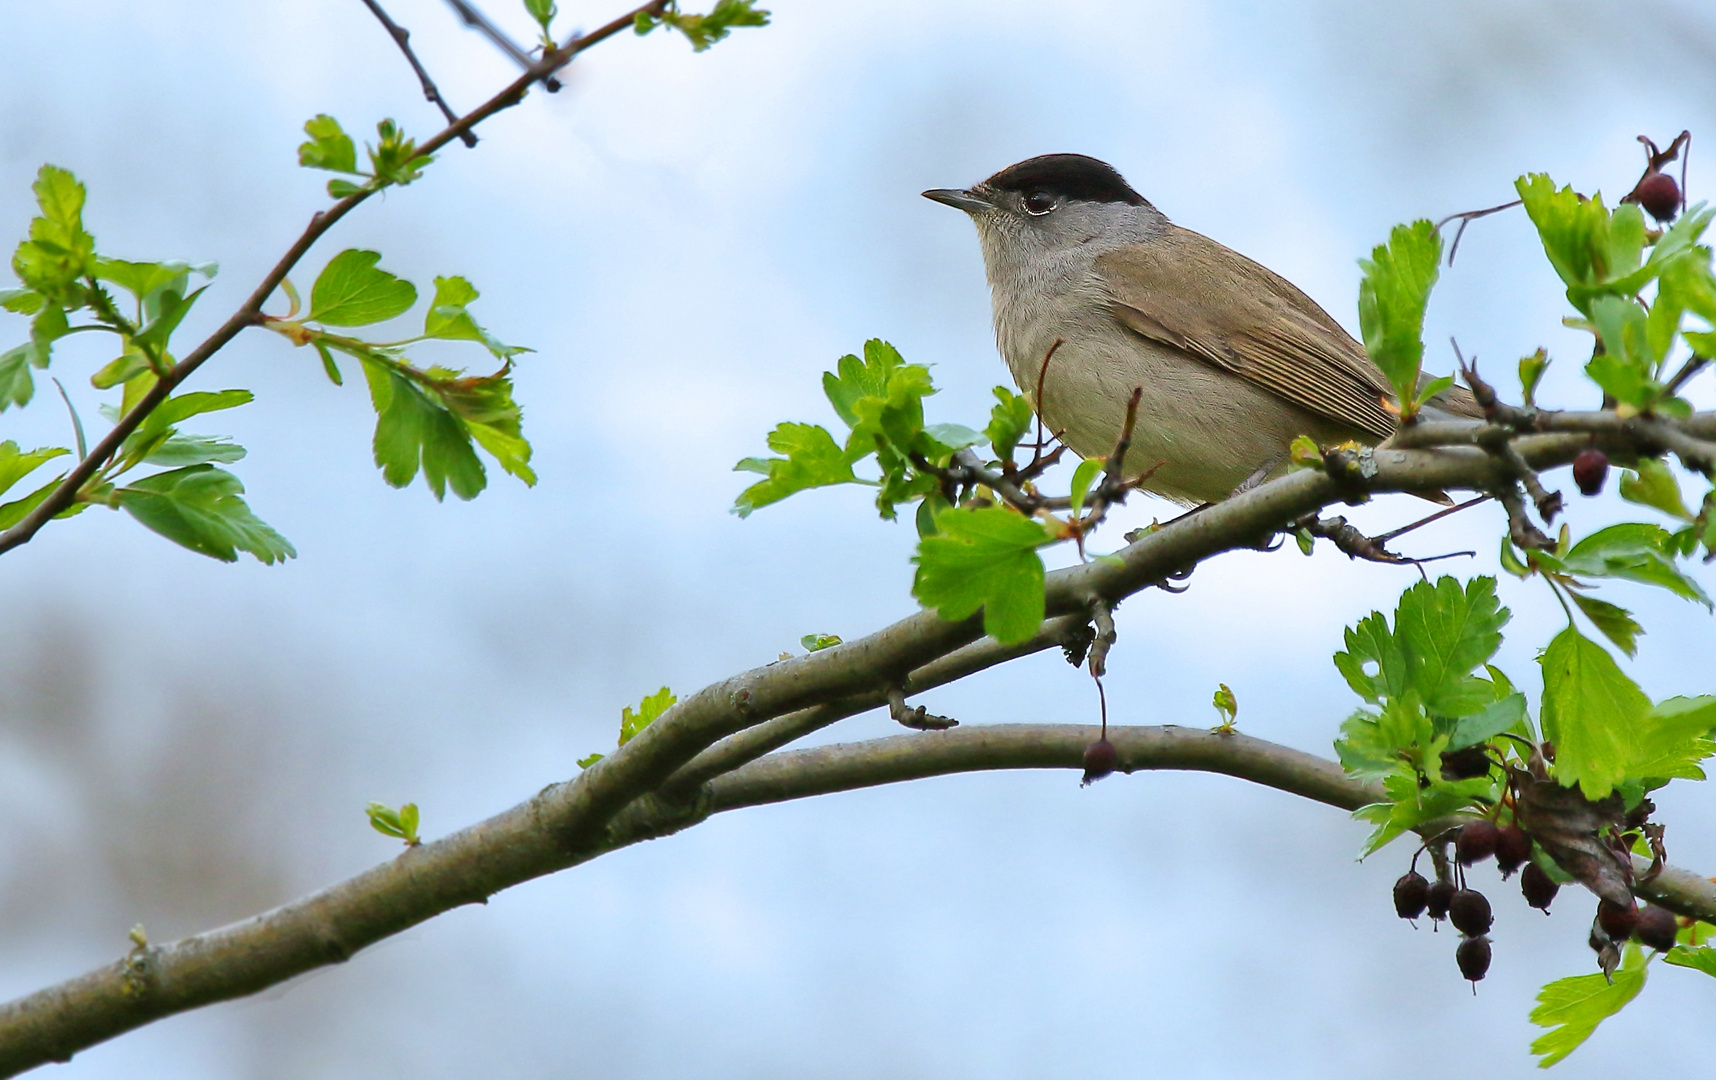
[1023,191,1057,216]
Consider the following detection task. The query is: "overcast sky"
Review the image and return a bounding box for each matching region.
[2,1,1714,1077]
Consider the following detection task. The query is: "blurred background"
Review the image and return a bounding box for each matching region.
[2,0,1715,1076]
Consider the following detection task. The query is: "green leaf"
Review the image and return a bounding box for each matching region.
[985,386,1035,464]
[360,359,486,500]
[0,476,62,530]
[93,257,215,306]
[1557,522,1711,608]
[398,802,420,842]
[307,250,416,327]
[732,422,857,516]
[619,687,676,745]
[90,346,150,391]
[1529,944,1648,1068]
[524,0,557,32]
[1568,591,1643,658]
[144,433,246,468]
[328,178,366,199]
[800,633,842,651]
[576,752,604,769]
[912,506,1054,645]
[299,114,359,174]
[11,165,95,306]
[428,365,535,485]
[1448,693,1527,751]
[1619,458,1692,521]
[366,801,405,837]
[1069,457,1103,516]
[422,276,529,359]
[0,286,45,315]
[822,339,906,429]
[0,441,70,499]
[115,465,296,564]
[132,284,207,361]
[1356,219,1440,409]
[1539,625,1651,799]
[1517,174,1645,310]
[1518,348,1550,404]
[0,345,38,411]
[1665,945,1716,977]
[1353,770,1494,857]
[1333,576,1508,718]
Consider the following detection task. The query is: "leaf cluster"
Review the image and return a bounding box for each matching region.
[634,0,770,51]
[298,115,432,200]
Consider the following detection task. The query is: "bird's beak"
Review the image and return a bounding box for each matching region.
[922,187,993,214]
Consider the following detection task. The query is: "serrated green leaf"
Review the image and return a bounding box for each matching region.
[0,344,40,408]
[1356,220,1440,409]
[299,114,358,174]
[1529,944,1647,1068]
[115,465,295,564]
[912,506,1053,644]
[639,0,770,50]
[11,165,95,306]
[732,422,858,516]
[423,276,529,359]
[0,286,44,315]
[308,250,416,327]
[1539,625,1650,799]
[1619,458,1692,521]
[1569,591,1643,657]
[1353,770,1493,857]
[0,441,70,499]
[619,687,676,745]
[360,359,486,501]
[823,339,905,428]
[1556,522,1710,607]
[1333,577,1507,718]
[144,433,246,468]
[429,365,535,485]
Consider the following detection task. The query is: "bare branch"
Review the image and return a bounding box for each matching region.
[360,0,477,145]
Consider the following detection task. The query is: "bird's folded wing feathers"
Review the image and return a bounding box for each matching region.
[1097,225,1400,440]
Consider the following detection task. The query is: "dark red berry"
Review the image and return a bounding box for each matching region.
[1450,888,1494,936]
[1597,898,1638,941]
[1633,171,1682,223]
[1426,879,1456,923]
[1636,904,1679,952]
[1572,448,1609,496]
[1439,746,1492,781]
[1521,862,1559,912]
[1081,738,1116,786]
[1394,871,1430,920]
[1456,821,1499,866]
[1494,825,1532,876]
[1456,935,1492,983]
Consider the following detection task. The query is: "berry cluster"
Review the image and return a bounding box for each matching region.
[1393,817,1684,989]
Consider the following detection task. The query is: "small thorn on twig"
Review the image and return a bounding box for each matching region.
[887,687,958,731]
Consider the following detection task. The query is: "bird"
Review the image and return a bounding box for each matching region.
[924,153,1480,506]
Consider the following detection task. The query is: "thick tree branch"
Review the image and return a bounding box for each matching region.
[2,403,1714,1069]
[0,0,667,557]
[6,717,1714,1076]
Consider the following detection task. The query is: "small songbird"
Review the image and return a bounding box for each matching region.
[925,154,1479,505]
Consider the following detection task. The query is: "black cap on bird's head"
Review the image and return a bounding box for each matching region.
[923,153,1147,214]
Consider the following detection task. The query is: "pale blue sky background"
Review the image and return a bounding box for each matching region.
[1,1,1715,1077]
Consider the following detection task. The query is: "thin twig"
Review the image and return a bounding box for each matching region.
[886,686,958,731]
[0,0,669,557]
[360,0,478,146]
[1434,199,1522,266]
[443,0,565,91]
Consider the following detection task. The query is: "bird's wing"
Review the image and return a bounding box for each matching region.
[1097,225,1399,440]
